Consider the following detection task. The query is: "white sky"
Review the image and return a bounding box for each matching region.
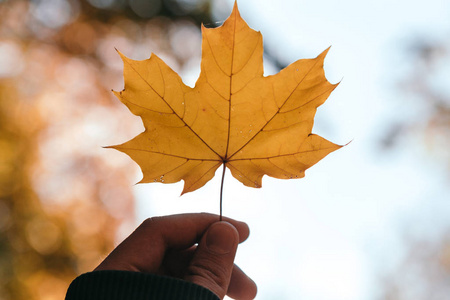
[134,0,450,299]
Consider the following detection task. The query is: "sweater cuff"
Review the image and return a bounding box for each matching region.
[65,270,220,300]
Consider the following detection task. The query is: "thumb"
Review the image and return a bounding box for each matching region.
[185,221,239,299]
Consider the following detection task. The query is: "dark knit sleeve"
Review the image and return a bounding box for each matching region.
[65,271,220,300]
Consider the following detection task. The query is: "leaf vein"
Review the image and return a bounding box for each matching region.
[276,84,336,114]
[262,120,310,132]
[228,57,322,159]
[230,145,338,161]
[227,163,255,184]
[123,57,222,159]
[232,34,261,75]
[114,146,221,162]
[204,31,229,77]
[185,162,222,190]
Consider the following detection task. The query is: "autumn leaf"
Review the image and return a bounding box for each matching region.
[110,2,342,196]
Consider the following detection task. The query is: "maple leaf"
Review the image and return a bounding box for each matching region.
[110,2,342,197]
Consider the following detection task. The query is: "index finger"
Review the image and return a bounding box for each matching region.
[96,213,249,273]
[146,213,249,246]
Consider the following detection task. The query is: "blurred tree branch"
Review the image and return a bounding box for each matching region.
[380,36,450,170]
[378,34,450,300]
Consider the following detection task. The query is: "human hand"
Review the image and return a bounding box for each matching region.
[95,213,257,300]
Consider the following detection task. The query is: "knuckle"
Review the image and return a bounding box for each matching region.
[141,216,162,229]
[139,217,165,243]
[187,260,229,290]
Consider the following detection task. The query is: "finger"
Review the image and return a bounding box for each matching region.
[95,213,248,273]
[161,248,258,299]
[184,221,239,299]
[150,213,249,246]
[161,246,258,299]
[227,265,257,300]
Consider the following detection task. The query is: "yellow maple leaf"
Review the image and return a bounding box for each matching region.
[111,2,342,196]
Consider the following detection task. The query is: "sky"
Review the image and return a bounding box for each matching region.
[133,0,450,299]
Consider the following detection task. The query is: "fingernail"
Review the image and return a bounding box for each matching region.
[206,222,237,255]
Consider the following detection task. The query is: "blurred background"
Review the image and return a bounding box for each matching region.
[0,0,449,299]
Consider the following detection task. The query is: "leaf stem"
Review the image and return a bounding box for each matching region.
[219,162,226,221]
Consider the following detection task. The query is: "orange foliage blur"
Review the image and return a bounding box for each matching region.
[0,0,209,299]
